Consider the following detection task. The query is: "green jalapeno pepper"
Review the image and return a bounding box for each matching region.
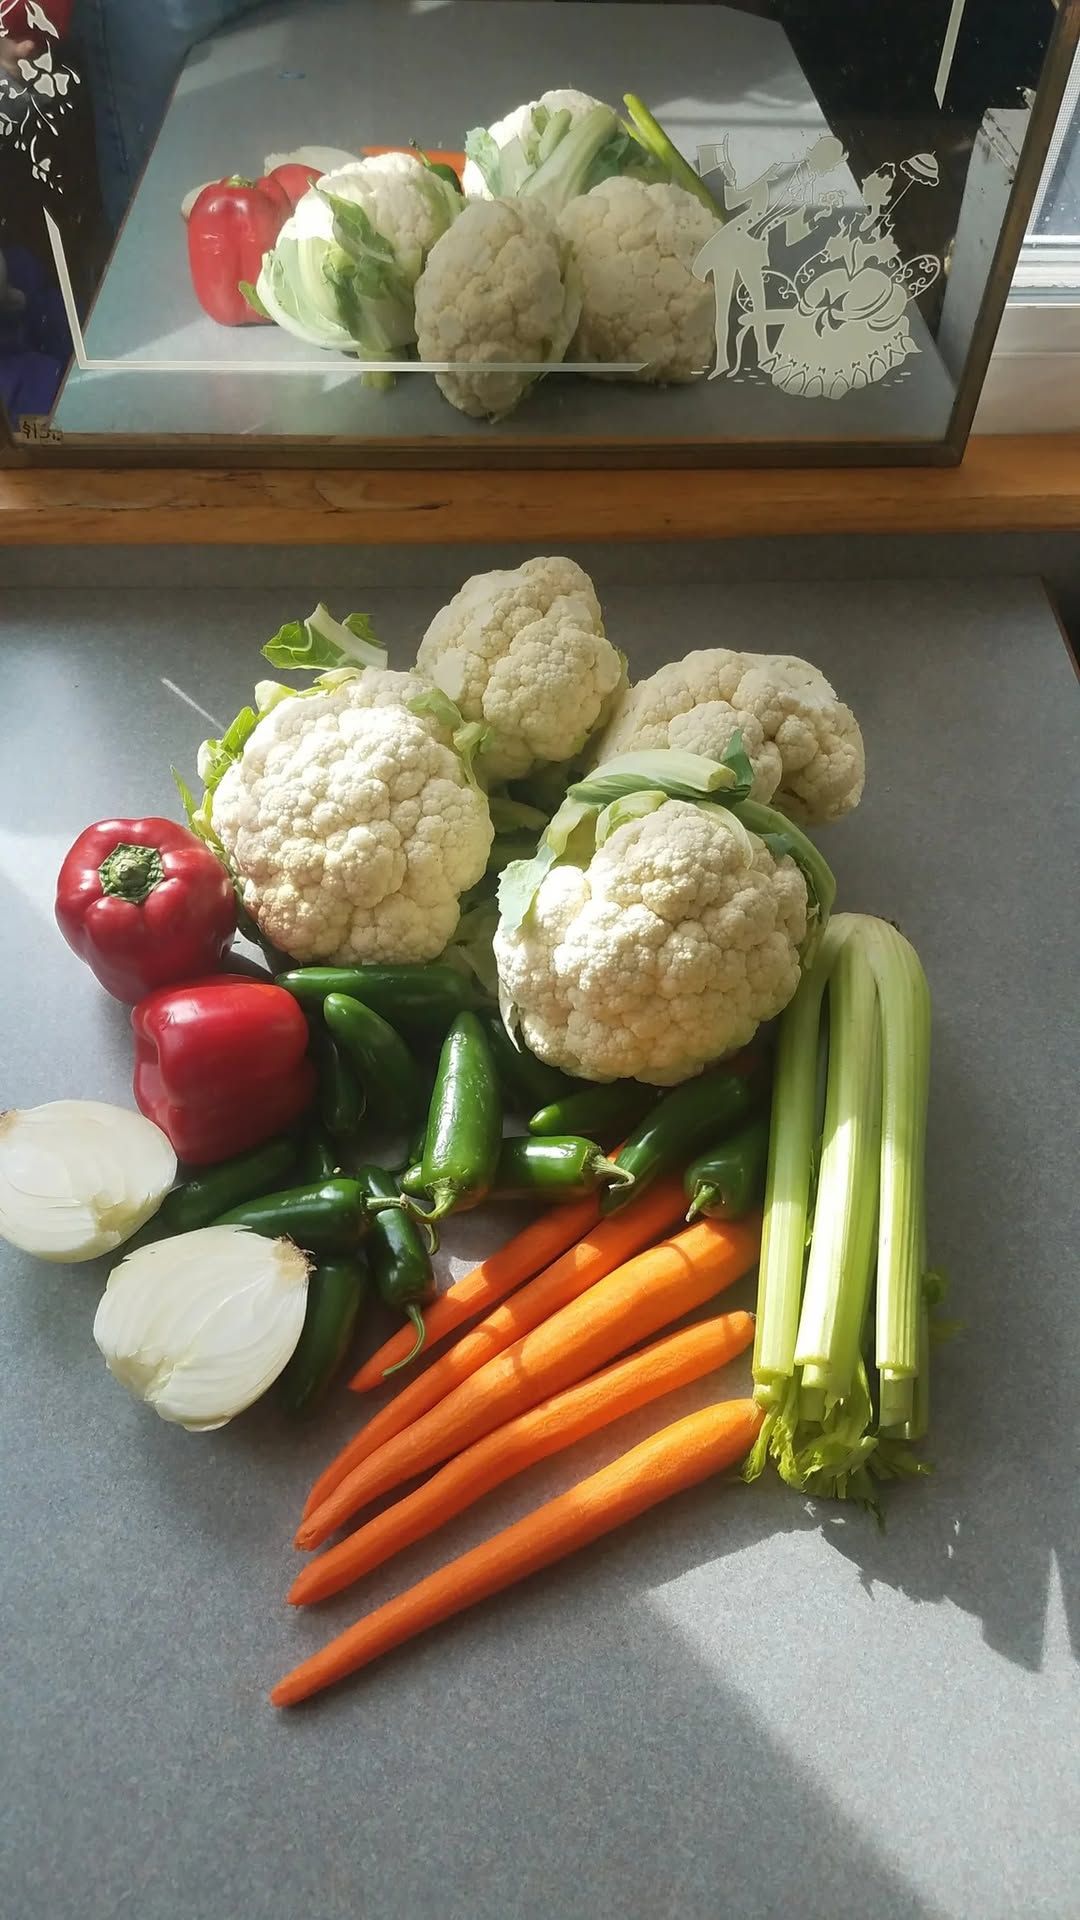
[401,1162,426,1196]
[528,1081,659,1143]
[310,1026,365,1140]
[213,1176,368,1250]
[489,1135,634,1202]
[323,993,423,1135]
[417,1012,502,1221]
[149,1136,297,1239]
[278,1252,369,1415]
[392,1118,429,1177]
[484,1016,577,1112]
[355,1163,435,1371]
[294,1128,338,1183]
[683,1116,769,1222]
[601,1067,756,1215]
[277,964,486,1031]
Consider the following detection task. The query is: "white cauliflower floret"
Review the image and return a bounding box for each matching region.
[318,153,459,284]
[213,690,492,965]
[414,197,581,419]
[463,89,607,199]
[594,648,865,825]
[416,556,623,781]
[494,799,808,1084]
[558,178,719,382]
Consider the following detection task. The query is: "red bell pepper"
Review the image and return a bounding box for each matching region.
[55,818,236,1004]
[132,978,316,1166]
[186,174,292,327]
[266,162,322,208]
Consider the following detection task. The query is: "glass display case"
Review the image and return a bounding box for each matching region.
[1,0,1076,467]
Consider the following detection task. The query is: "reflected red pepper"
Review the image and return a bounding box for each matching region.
[186,175,292,326]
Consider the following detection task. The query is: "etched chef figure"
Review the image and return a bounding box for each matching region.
[693,134,847,378]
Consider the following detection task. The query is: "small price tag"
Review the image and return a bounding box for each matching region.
[19,416,64,443]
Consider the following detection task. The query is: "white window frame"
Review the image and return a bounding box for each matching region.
[977,39,1080,433]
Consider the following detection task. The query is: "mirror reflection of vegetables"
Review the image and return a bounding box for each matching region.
[253,155,460,373]
[355,1164,435,1371]
[683,1117,769,1222]
[414,1013,502,1222]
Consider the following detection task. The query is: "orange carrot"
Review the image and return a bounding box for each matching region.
[272,1396,762,1706]
[300,1176,686,1522]
[349,1197,600,1392]
[297,1213,759,1548]
[362,145,465,171]
[290,1310,754,1606]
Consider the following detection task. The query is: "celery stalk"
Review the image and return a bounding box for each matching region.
[857,919,931,1423]
[794,931,882,1409]
[750,917,847,1409]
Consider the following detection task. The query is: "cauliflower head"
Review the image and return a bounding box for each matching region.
[212,684,493,965]
[317,153,460,285]
[414,198,581,419]
[463,90,607,199]
[594,648,865,825]
[416,556,624,781]
[494,798,808,1084]
[558,178,719,382]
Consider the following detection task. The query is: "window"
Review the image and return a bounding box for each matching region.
[1015,45,1080,293]
[976,43,1080,432]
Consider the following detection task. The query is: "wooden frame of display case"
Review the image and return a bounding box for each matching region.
[1,434,1078,542]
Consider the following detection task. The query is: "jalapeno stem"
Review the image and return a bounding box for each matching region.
[684,1186,718,1224]
[381,1303,426,1377]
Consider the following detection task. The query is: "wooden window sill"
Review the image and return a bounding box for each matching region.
[1,437,1078,546]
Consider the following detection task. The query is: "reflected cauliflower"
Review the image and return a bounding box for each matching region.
[463,89,608,198]
[213,680,493,965]
[494,798,808,1084]
[414,197,581,419]
[558,177,719,382]
[594,648,865,824]
[416,556,624,781]
[319,153,460,283]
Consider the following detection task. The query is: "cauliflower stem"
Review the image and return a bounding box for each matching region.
[621,94,725,219]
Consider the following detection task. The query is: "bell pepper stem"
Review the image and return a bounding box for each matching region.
[98,841,163,905]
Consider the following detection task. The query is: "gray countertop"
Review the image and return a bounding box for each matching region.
[53,0,955,446]
[1,563,1078,1920]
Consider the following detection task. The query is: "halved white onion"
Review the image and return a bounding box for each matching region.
[0,1101,177,1262]
[94,1224,310,1431]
